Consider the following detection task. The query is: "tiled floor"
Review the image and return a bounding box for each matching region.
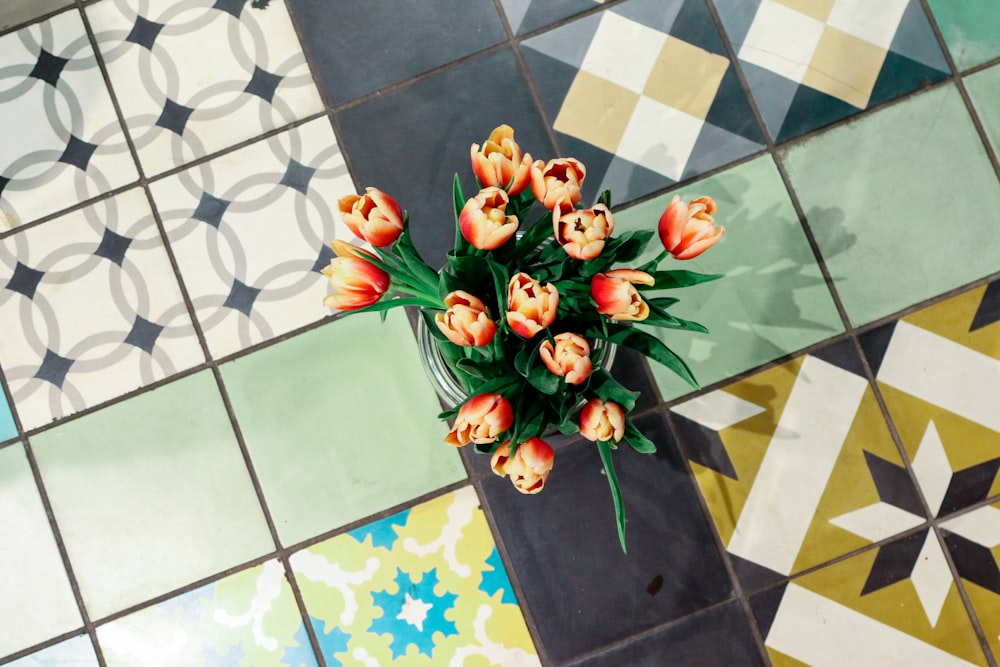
[1,0,999,665]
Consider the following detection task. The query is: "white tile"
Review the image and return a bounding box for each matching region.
[827,0,909,48]
[616,96,703,181]
[739,0,825,83]
[941,505,1000,548]
[580,11,666,93]
[671,389,766,432]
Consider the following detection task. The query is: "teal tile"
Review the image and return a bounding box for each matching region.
[966,63,1000,154]
[30,371,273,620]
[0,445,82,659]
[99,560,318,667]
[0,395,16,442]
[614,156,843,400]
[926,0,1000,70]
[221,309,466,547]
[781,84,1000,326]
[6,636,98,667]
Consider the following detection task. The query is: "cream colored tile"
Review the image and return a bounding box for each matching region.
[645,36,729,120]
[554,71,639,154]
[803,27,887,109]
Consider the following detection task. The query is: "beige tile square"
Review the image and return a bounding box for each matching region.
[774,0,836,22]
[803,27,887,108]
[553,70,640,153]
[644,36,729,120]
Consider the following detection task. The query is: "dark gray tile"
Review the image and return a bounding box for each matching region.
[1,0,72,31]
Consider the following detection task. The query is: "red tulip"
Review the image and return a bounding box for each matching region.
[434,291,496,347]
[590,269,654,321]
[490,437,555,494]
[530,158,585,214]
[321,241,390,311]
[539,332,592,385]
[338,187,405,248]
[444,393,513,447]
[658,195,724,260]
[579,399,625,443]
[506,272,559,338]
[471,124,533,196]
[459,187,519,250]
[554,204,615,260]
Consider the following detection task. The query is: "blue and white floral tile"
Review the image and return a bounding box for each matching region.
[0,7,137,229]
[84,0,324,177]
[150,116,355,359]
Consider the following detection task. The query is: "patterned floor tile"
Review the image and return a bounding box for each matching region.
[98,560,318,667]
[0,0,74,32]
[782,83,1000,326]
[291,486,539,666]
[220,310,467,547]
[965,63,1000,155]
[498,0,603,36]
[565,601,765,666]
[0,8,138,229]
[86,0,323,177]
[614,155,843,400]
[751,537,989,666]
[335,49,557,269]
[6,636,98,667]
[926,0,1000,70]
[480,412,732,665]
[151,117,354,360]
[0,189,204,430]
[716,0,950,141]
[288,0,505,106]
[29,371,273,620]
[0,394,16,442]
[0,444,81,659]
[522,0,764,206]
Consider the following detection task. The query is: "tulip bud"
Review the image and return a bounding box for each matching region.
[491,437,555,494]
[506,272,559,339]
[539,332,592,385]
[471,125,533,196]
[530,158,585,214]
[459,187,519,250]
[434,291,496,347]
[321,241,390,311]
[444,393,513,447]
[590,269,654,321]
[658,195,724,260]
[554,204,614,260]
[338,187,405,248]
[579,399,625,443]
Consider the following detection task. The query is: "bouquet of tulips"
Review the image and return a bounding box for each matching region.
[322,125,725,551]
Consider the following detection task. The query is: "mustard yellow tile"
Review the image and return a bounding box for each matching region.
[774,0,836,22]
[803,27,887,109]
[644,36,729,120]
[554,70,638,153]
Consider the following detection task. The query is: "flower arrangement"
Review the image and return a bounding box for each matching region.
[322,125,725,551]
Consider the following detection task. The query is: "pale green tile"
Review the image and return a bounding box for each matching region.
[221,308,466,546]
[966,63,1000,154]
[781,83,1000,326]
[30,372,273,620]
[0,445,81,658]
[7,636,98,667]
[614,155,843,400]
[926,0,1000,70]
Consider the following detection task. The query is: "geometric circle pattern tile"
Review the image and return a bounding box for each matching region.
[150,116,355,359]
[0,9,138,230]
[85,0,324,177]
[0,189,204,430]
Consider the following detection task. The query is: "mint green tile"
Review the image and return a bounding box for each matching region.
[0,395,16,441]
[0,445,82,659]
[966,63,1000,154]
[7,636,98,667]
[222,309,466,546]
[30,372,273,620]
[614,156,843,400]
[926,0,1000,70]
[782,84,1000,326]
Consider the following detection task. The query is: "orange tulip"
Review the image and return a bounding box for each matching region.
[590,269,654,321]
[554,204,614,260]
[658,195,724,260]
[470,124,533,196]
[338,187,405,248]
[491,437,555,494]
[444,393,513,447]
[579,399,625,443]
[506,272,559,338]
[434,291,496,347]
[539,332,592,385]
[530,158,585,214]
[321,241,390,311]
[459,187,519,250]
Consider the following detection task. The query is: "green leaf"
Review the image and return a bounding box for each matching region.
[485,258,510,319]
[651,270,724,289]
[456,358,486,379]
[514,210,554,261]
[597,188,612,208]
[624,419,657,454]
[588,369,639,412]
[420,309,448,342]
[597,439,627,553]
[514,344,532,376]
[335,296,439,319]
[646,297,680,310]
[527,363,560,395]
[395,228,440,291]
[643,301,710,334]
[453,175,472,256]
[589,326,699,389]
